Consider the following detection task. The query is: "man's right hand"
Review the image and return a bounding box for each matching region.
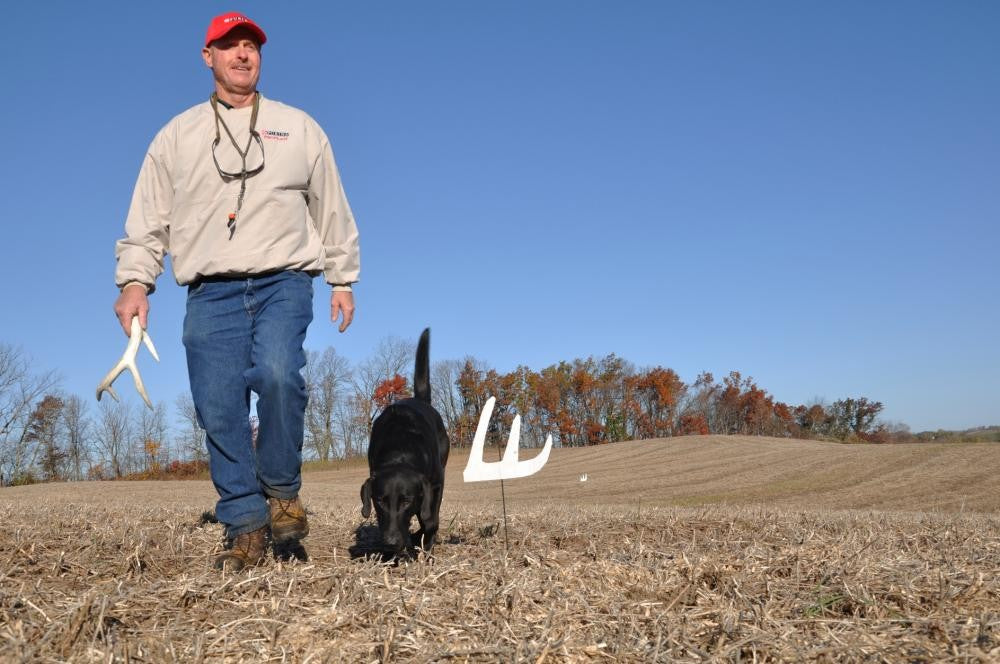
[114,284,149,336]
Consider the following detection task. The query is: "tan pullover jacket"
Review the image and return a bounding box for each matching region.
[115,95,359,291]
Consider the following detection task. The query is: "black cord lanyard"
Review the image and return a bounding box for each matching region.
[210,91,262,240]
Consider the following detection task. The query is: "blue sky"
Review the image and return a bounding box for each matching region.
[1,2,996,433]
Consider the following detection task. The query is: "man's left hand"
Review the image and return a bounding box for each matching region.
[331,290,355,332]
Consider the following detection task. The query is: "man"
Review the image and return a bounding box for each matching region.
[113,12,360,570]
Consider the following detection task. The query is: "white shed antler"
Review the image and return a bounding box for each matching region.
[96,316,160,409]
[463,396,553,482]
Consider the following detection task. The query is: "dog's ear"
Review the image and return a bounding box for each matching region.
[420,478,434,523]
[361,478,372,519]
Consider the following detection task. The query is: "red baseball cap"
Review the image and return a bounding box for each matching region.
[204,12,267,47]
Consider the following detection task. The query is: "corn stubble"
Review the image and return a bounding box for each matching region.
[1,496,998,662]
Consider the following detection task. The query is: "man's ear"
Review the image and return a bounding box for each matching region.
[360,478,372,518]
[420,478,434,523]
[201,47,214,69]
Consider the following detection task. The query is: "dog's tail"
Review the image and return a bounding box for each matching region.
[414,328,431,403]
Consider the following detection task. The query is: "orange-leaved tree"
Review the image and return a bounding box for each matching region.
[373,374,409,412]
[626,366,685,440]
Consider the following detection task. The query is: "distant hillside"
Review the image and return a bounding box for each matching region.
[914,425,1000,443]
[304,435,1000,514]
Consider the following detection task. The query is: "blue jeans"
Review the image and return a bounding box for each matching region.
[182,270,314,537]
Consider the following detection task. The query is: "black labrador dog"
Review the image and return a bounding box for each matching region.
[361,328,449,552]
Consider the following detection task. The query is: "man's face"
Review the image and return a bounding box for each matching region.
[201,27,261,98]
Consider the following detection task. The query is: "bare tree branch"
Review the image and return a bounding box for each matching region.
[174,392,206,462]
[96,399,132,479]
[61,395,92,481]
[303,348,352,461]
[351,335,415,440]
[0,343,61,485]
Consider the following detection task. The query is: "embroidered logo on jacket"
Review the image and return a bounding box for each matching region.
[261,129,290,141]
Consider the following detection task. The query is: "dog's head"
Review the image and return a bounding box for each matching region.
[360,468,435,551]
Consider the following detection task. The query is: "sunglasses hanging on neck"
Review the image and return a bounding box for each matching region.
[210,91,265,239]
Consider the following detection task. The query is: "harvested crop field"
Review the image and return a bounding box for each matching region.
[2,436,999,662]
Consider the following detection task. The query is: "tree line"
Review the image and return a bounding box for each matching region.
[1,336,909,485]
[427,355,895,449]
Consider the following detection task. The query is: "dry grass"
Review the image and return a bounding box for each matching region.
[2,436,999,662]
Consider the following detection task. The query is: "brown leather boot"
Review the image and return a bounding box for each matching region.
[214,526,267,571]
[269,496,309,543]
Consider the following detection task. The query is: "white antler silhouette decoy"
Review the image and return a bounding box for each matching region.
[96,316,159,409]
[463,396,553,482]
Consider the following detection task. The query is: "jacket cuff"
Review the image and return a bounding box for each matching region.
[120,281,150,294]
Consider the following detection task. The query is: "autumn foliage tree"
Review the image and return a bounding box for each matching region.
[143,438,161,475]
[27,395,65,481]
[625,366,685,439]
[373,374,408,411]
[794,403,829,437]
